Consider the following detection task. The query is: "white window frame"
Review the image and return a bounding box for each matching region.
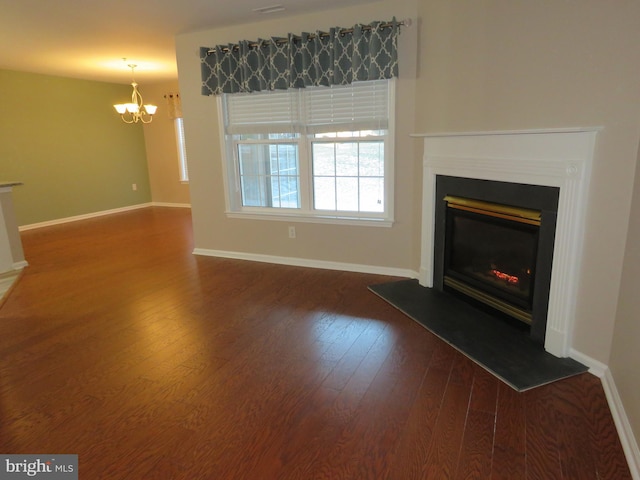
[217,79,395,227]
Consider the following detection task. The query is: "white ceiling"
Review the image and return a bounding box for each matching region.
[0,0,374,85]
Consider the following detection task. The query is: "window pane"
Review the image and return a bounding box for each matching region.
[279,176,301,208]
[236,133,299,141]
[314,177,336,210]
[336,177,358,211]
[312,138,385,213]
[238,144,269,176]
[359,142,384,176]
[241,176,268,207]
[312,143,335,176]
[335,143,358,176]
[359,177,384,212]
[238,143,300,208]
[268,133,298,140]
[273,144,298,175]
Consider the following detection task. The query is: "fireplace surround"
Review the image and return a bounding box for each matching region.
[415,129,599,357]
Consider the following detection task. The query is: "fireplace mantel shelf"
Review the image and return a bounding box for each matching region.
[410,127,602,138]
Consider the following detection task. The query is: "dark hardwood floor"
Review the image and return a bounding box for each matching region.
[0,207,632,479]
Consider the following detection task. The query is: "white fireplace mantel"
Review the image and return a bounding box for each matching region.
[412,128,601,357]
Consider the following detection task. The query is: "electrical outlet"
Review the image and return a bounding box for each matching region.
[132,183,137,191]
[288,226,296,239]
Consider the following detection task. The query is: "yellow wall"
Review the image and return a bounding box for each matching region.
[142,80,191,206]
[0,69,151,226]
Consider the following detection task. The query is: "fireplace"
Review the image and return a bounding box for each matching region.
[432,176,559,344]
[415,129,599,357]
[444,196,539,322]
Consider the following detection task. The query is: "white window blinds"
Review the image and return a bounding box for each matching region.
[224,79,390,135]
[225,90,300,135]
[305,80,389,133]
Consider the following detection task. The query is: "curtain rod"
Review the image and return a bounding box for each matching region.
[207,18,411,55]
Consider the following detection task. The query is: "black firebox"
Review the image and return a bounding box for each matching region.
[433,176,560,344]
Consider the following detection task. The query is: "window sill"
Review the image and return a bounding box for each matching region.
[225,211,394,227]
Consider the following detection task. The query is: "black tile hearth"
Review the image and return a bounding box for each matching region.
[369,279,588,391]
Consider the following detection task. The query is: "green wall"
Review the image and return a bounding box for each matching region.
[0,69,151,226]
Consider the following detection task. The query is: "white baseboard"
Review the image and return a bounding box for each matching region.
[192,247,418,279]
[19,203,191,231]
[19,203,153,231]
[150,202,191,208]
[12,260,28,270]
[570,348,640,479]
[569,348,608,378]
[601,368,640,480]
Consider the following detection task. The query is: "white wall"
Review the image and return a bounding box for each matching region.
[610,139,640,461]
[415,0,640,365]
[176,0,419,274]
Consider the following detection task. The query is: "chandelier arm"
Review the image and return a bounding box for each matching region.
[131,83,143,107]
[120,112,136,124]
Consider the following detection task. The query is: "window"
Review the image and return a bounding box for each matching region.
[220,79,394,225]
[175,117,189,182]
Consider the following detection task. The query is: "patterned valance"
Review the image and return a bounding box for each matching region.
[200,19,400,95]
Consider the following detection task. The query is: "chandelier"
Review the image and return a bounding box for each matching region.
[113,64,157,124]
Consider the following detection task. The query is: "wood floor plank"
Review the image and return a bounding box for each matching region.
[453,365,499,479]
[383,339,452,479]
[421,351,474,479]
[491,381,526,480]
[0,207,632,479]
[525,383,564,479]
[454,409,496,479]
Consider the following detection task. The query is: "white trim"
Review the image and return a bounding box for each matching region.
[411,127,603,138]
[12,260,28,270]
[602,368,640,479]
[225,211,393,227]
[193,247,418,278]
[150,202,191,209]
[19,203,153,231]
[569,348,608,378]
[18,203,191,231]
[417,128,600,357]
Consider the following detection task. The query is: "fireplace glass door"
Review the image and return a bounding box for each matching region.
[443,196,541,324]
